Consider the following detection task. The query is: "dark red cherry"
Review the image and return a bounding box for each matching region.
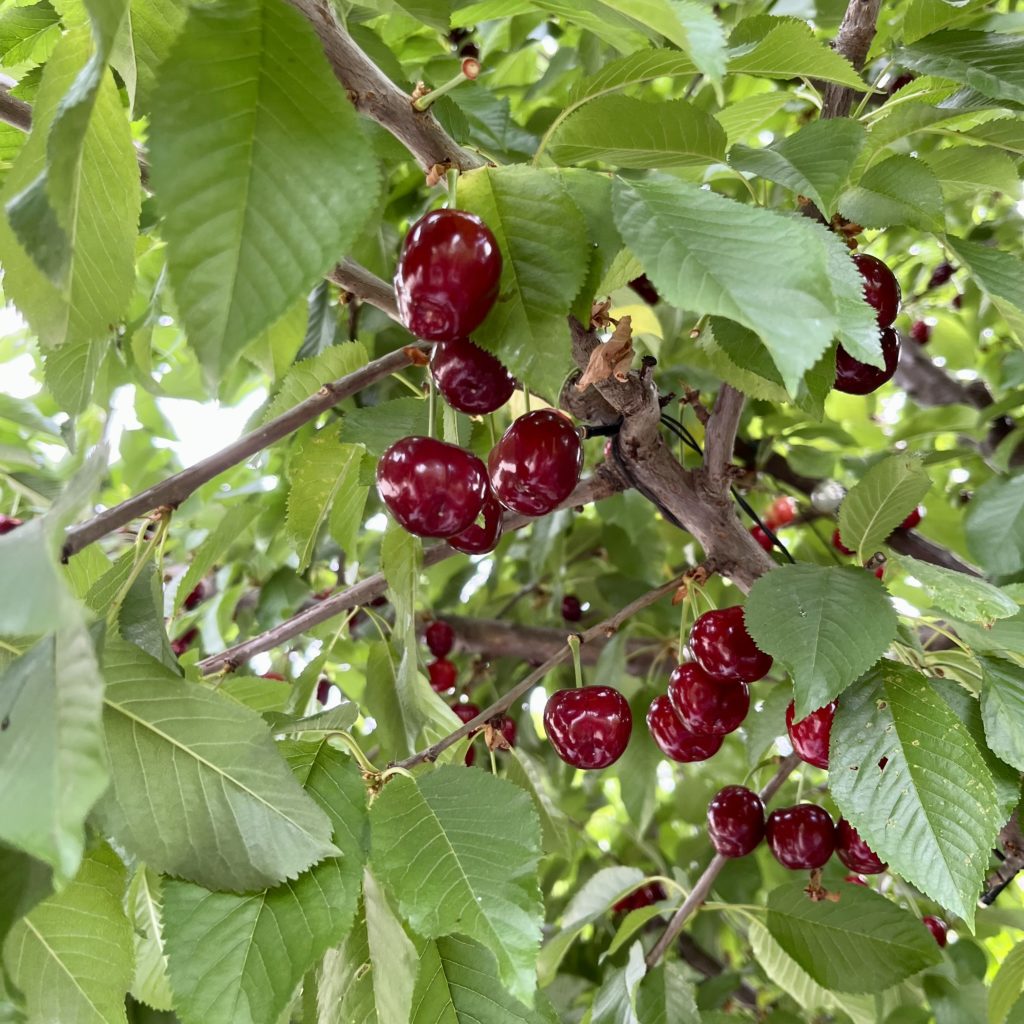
[751,526,773,551]
[707,785,765,858]
[835,328,901,395]
[910,320,931,345]
[899,506,923,530]
[562,595,583,622]
[765,804,836,870]
[928,262,955,289]
[171,627,199,658]
[394,209,502,341]
[544,685,632,769]
[452,702,481,766]
[429,337,515,415]
[845,874,868,886]
[951,292,963,309]
[888,72,915,93]
[785,700,835,770]
[0,515,23,535]
[425,620,455,658]
[183,579,208,611]
[627,275,660,306]
[835,819,887,875]
[315,677,335,704]
[765,496,796,529]
[645,695,722,763]
[872,564,885,580]
[689,606,772,684]
[262,672,286,681]
[613,882,666,913]
[668,663,749,736]
[488,409,583,517]
[447,490,504,554]
[853,253,901,327]
[923,915,948,947]
[428,658,458,693]
[495,715,517,748]
[377,436,487,538]
[832,529,854,556]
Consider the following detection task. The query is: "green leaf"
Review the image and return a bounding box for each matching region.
[745,564,898,719]
[370,766,543,1005]
[960,118,1024,157]
[729,118,865,216]
[923,146,1020,199]
[946,237,1024,345]
[173,503,260,612]
[992,943,1024,1024]
[382,522,421,643]
[127,868,173,1011]
[980,657,1024,772]
[458,165,589,400]
[264,703,359,736]
[263,342,368,423]
[0,515,68,637]
[898,31,1024,106]
[549,96,725,169]
[0,847,52,948]
[341,396,429,458]
[220,675,291,713]
[611,174,877,392]
[892,554,1018,624]
[838,155,945,232]
[591,941,646,1024]
[129,0,187,115]
[717,92,790,147]
[2,844,132,1024]
[766,882,941,993]
[634,961,700,1024]
[148,0,379,379]
[94,638,338,892]
[566,49,699,111]
[830,662,1002,928]
[0,1,60,68]
[903,0,989,44]
[42,335,108,414]
[838,454,932,564]
[505,748,572,858]
[964,472,1024,576]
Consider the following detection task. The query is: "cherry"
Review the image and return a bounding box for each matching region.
[171,627,199,657]
[910,320,931,345]
[853,253,901,327]
[889,72,915,92]
[262,672,286,681]
[488,409,583,517]
[835,819,887,875]
[627,275,660,306]
[751,526,773,552]
[562,595,583,622]
[452,702,481,766]
[544,685,632,769]
[0,515,23,535]
[765,804,836,870]
[645,695,723,763]
[668,663,749,736]
[707,785,765,858]
[689,606,772,684]
[928,262,955,289]
[832,529,854,556]
[951,292,963,309]
[394,209,502,341]
[377,436,487,538]
[899,506,923,530]
[785,700,835,770]
[613,882,666,913]
[495,715,517,748]
[447,490,504,555]
[923,915,949,947]
[425,620,455,658]
[845,874,868,886]
[315,678,335,704]
[872,564,885,580]
[765,496,797,529]
[428,658,458,693]
[429,337,515,415]
[834,327,901,395]
[183,580,208,611]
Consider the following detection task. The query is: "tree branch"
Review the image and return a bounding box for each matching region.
[0,84,32,133]
[703,384,745,494]
[982,812,1024,906]
[820,0,882,119]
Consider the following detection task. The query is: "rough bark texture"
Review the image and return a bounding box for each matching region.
[820,0,884,119]
[983,812,1024,905]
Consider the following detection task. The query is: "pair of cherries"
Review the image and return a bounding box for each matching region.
[835,254,902,395]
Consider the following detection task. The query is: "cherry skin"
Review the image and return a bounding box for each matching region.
[845,874,869,887]
[315,677,335,704]
[899,506,923,530]
[832,529,854,556]
[562,595,583,622]
[910,320,931,345]
[707,785,765,858]
[668,663,749,736]
[765,496,797,530]
[835,819,887,875]
[447,490,503,555]
[452,702,481,766]
[0,514,23,535]
[645,695,723,763]
[689,606,772,684]
[751,526,773,552]
[429,337,515,415]
[928,262,955,289]
[853,253,901,327]
[613,882,666,913]
[765,804,836,870]
[262,672,286,682]
[428,658,458,693]
[544,685,632,769]
[872,564,885,580]
[488,409,583,517]
[627,275,660,306]
[377,436,487,538]
[171,627,199,658]
[425,620,455,658]
[183,580,208,610]
[923,915,949,947]
[785,700,836,770]
[495,715,517,748]
[394,209,502,341]
[835,327,901,395]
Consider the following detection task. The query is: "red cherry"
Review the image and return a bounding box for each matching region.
[428,658,458,693]
[183,579,208,611]
[835,327,901,395]
[447,490,504,554]
[832,529,854,556]
[171,627,199,657]
[951,292,963,309]
[928,262,955,289]
[0,515,23,535]
[488,409,583,517]
[765,496,797,529]
[452,702,481,766]
[689,606,772,684]
[750,526,773,551]
[845,874,868,886]
[562,595,583,622]
[853,253,901,327]
[923,915,949,947]
[425,620,455,658]
[544,685,632,769]
[394,209,502,341]
[899,506,923,530]
[707,785,765,858]
[262,672,286,681]
[785,700,835,770]
[835,819,887,875]
[910,320,931,345]
[627,275,660,306]
[613,882,666,913]
[765,804,836,870]
[377,436,487,538]
[872,564,885,580]
[429,337,515,415]
[315,677,334,704]
[496,715,517,748]
[668,663,749,736]
[645,695,723,763]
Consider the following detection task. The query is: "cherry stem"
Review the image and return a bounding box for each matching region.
[567,634,584,688]
[331,731,379,775]
[426,372,437,439]
[446,167,458,206]
[677,597,689,663]
[411,62,477,111]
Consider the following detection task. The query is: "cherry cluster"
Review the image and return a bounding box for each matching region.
[834,254,902,396]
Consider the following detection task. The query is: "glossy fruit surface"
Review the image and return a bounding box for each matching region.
[923,915,948,947]
[832,529,854,556]
[183,580,208,610]
[835,819,887,874]
[707,785,765,858]
[766,804,836,869]
[429,337,515,414]
[668,663,749,736]
[835,328,901,395]
[786,700,836,770]
[0,515,23,535]
[613,882,666,913]
[853,253,901,326]
[315,678,334,704]
[910,320,931,345]
[447,491,503,555]
[394,209,501,341]
[488,409,583,517]
[928,262,955,289]
[452,702,482,766]
[562,595,583,622]
[765,496,797,529]
[845,874,868,886]
[377,436,487,538]
[689,605,772,684]
[900,506,923,530]
[425,620,455,658]
[495,716,517,748]
[751,526,773,551]
[545,685,632,769]
[646,695,723,763]
[428,658,458,693]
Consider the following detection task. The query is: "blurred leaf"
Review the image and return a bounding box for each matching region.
[964,471,1024,576]
[892,554,1018,624]
[898,31,1024,105]
[980,657,1024,772]
[946,237,1024,344]
[174,504,259,612]
[991,943,1024,1024]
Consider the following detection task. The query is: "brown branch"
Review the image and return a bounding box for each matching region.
[327,259,400,320]
[0,85,32,133]
[703,384,745,493]
[982,811,1024,906]
[820,0,882,119]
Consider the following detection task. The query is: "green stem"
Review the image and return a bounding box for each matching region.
[567,634,584,688]
[427,373,437,439]
[447,167,458,206]
[331,731,380,774]
[412,61,478,112]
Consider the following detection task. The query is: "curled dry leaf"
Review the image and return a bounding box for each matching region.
[576,316,633,391]
[590,298,614,329]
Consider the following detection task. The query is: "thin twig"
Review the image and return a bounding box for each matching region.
[703,384,746,494]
